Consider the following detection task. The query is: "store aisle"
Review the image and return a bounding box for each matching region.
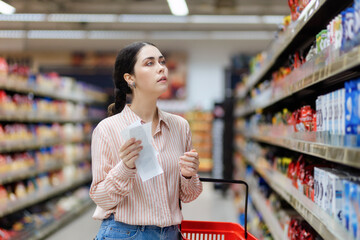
[47,181,237,239]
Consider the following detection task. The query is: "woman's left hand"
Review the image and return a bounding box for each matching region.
[179,149,200,178]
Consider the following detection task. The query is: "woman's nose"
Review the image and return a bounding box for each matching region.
[158,63,165,73]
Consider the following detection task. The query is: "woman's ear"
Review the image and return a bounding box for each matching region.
[123,73,132,85]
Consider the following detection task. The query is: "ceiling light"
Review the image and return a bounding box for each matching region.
[121,14,187,23]
[88,31,145,39]
[0,30,24,38]
[262,15,284,24]
[191,15,261,24]
[211,31,273,40]
[0,0,15,15]
[0,14,45,21]
[28,30,86,39]
[150,31,209,40]
[48,14,117,22]
[167,0,189,16]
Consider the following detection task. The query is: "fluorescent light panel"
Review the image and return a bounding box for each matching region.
[191,15,261,24]
[0,30,24,38]
[0,13,45,21]
[0,13,284,25]
[88,31,145,39]
[0,30,274,40]
[0,0,15,15]
[167,0,189,16]
[121,14,187,23]
[28,30,86,39]
[48,14,117,22]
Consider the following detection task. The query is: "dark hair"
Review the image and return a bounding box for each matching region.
[107,41,156,117]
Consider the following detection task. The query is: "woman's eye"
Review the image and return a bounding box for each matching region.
[146,61,153,66]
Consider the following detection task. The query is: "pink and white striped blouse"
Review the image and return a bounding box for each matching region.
[89,105,203,227]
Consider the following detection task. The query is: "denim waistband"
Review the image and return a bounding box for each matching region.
[102,214,178,231]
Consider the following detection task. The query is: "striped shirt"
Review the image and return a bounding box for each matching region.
[89,105,203,227]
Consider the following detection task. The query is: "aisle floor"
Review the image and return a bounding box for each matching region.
[48,181,238,240]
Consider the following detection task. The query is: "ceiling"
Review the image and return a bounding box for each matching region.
[1,0,289,52]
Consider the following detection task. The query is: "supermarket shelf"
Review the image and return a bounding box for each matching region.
[245,0,326,92]
[0,136,91,153]
[240,131,360,169]
[251,189,285,240]
[28,199,95,240]
[0,174,92,218]
[236,46,360,118]
[0,156,91,185]
[0,113,102,124]
[0,83,106,104]
[239,148,354,240]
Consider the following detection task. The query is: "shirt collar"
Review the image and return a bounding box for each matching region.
[122,105,169,129]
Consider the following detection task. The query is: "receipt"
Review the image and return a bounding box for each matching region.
[120,121,163,182]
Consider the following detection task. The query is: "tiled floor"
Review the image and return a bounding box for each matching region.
[48,181,238,240]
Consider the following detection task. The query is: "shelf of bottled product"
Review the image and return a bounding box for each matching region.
[26,199,94,240]
[0,155,91,185]
[0,173,92,218]
[0,113,102,124]
[237,147,354,240]
[250,189,286,240]
[0,135,91,153]
[236,45,360,118]
[238,129,360,169]
[0,82,107,105]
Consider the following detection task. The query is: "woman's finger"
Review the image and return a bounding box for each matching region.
[180,156,198,163]
[120,138,136,152]
[180,160,198,169]
[125,146,143,160]
[184,152,199,158]
[122,140,142,156]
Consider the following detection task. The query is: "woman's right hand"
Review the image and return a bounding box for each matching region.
[119,138,142,169]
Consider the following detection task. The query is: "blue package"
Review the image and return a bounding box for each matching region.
[345,80,358,135]
[355,2,360,46]
[350,182,359,239]
[345,81,352,134]
[342,8,356,53]
[343,180,351,230]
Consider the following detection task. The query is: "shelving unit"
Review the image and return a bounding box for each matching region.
[0,136,90,153]
[241,130,360,168]
[244,0,353,97]
[239,148,354,240]
[234,0,360,239]
[0,82,106,104]
[0,174,91,218]
[27,199,94,240]
[0,73,106,239]
[251,189,285,240]
[0,155,90,185]
[236,45,360,118]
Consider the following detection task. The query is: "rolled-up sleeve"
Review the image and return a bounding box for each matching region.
[179,120,203,203]
[89,125,136,211]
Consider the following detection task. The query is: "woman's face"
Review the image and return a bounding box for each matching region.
[132,45,169,98]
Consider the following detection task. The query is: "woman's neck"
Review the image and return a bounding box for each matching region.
[129,97,158,123]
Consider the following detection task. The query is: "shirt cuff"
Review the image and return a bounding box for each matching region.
[111,160,137,180]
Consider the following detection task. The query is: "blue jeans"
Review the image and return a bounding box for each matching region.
[95,214,181,240]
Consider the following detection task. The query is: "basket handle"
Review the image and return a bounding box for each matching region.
[199,177,249,240]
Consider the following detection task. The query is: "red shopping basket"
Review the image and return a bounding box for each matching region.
[180,178,258,240]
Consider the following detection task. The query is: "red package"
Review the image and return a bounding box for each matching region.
[300,105,313,131]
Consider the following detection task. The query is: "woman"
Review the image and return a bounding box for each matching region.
[90,41,203,240]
